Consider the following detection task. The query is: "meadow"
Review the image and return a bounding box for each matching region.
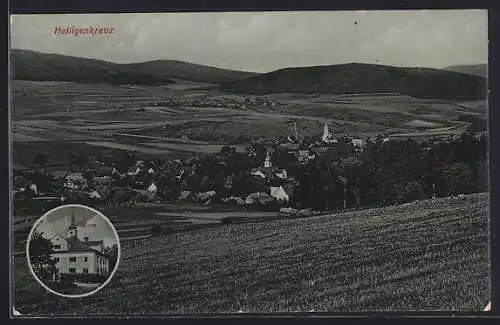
[13,193,489,314]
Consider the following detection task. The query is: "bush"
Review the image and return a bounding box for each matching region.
[440,163,476,196]
[60,273,76,287]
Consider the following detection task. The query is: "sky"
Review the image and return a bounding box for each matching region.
[34,205,118,248]
[10,10,488,73]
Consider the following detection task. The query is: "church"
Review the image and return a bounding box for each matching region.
[48,215,110,278]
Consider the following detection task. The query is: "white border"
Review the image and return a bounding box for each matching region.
[25,204,121,298]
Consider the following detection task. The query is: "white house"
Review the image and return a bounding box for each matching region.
[351,139,367,151]
[270,186,289,202]
[89,191,102,199]
[147,182,158,193]
[275,169,288,179]
[64,173,88,191]
[29,184,38,195]
[251,170,266,179]
[48,216,109,278]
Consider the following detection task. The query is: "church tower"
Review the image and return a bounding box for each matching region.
[322,122,330,142]
[322,122,337,144]
[264,151,272,168]
[66,209,78,238]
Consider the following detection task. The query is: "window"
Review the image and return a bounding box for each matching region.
[53,245,61,249]
[84,257,88,262]
[69,268,76,273]
[53,257,60,262]
[84,237,89,242]
[83,268,88,273]
[69,257,77,262]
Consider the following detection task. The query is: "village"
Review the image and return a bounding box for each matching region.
[13,122,370,216]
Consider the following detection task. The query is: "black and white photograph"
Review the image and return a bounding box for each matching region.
[26,204,120,298]
[10,10,489,314]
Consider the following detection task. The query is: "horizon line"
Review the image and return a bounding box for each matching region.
[11,48,488,74]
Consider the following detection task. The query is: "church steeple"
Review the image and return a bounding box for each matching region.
[67,209,78,238]
[264,151,272,168]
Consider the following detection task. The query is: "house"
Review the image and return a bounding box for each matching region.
[245,192,274,205]
[178,190,192,201]
[92,176,112,186]
[275,169,288,179]
[196,191,217,203]
[48,216,109,279]
[64,173,88,191]
[126,167,141,176]
[89,191,102,199]
[147,182,158,193]
[270,186,289,202]
[351,139,367,151]
[298,150,316,164]
[251,170,266,179]
[92,176,112,199]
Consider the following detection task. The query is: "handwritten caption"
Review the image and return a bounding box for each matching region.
[54,26,114,36]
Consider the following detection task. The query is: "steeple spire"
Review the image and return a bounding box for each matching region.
[67,208,78,238]
[264,151,272,168]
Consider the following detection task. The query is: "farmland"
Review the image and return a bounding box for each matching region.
[11,79,487,169]
[12,193,489,314]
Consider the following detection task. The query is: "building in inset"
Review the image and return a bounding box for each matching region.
[49,215,109,278]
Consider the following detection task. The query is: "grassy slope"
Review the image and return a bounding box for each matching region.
[13,194,489,314]
[11,49,257,85]
[220,63,487,101]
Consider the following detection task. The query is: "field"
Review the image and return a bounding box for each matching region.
[11,80,487,169]
[12,193,489,314]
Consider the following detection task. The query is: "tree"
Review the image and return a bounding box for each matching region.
[396,181,425,204]
[28,230,57,281]
[338,157,363,207]
[439,162,476,196]
[103,244,119,272]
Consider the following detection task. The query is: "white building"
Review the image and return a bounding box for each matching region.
[322,122,338,144]
[49,216,109,277]
[64,173,88,191]
[351,138,367,151]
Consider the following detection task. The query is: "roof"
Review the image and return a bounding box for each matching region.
[52,249,105,257]
[59,236,107,257]
[67,236,93,251]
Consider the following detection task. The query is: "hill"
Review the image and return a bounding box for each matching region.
[10,49,258,85]
[443,64,487,78]
[219,63,487,100]
[13,193,489,313]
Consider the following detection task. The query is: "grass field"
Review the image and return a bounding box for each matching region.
[10,80,488,170]
[12,193,489,315]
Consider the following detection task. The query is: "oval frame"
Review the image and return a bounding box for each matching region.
[25,204,121,298]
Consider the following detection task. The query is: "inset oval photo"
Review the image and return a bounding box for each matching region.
[26,204,121,298]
